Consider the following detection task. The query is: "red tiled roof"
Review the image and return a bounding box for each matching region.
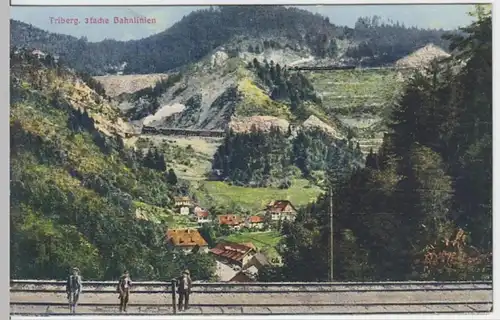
[218,215,242,226]
[166,228,208,247]
[196,210,209,218]
[209,242,256,262]
[248,216,264,223]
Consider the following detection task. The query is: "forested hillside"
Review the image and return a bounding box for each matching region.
[11,6,451,75]
[259,7,492,282]
[212,127,364,188]
[10,50,215,280]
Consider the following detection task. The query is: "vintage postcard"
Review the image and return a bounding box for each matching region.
[9,2,493,318]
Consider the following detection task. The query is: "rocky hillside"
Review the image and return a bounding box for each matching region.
[119,48,347,139]
[10,6,451,75]
[118,43,450,154]
[395,43,451,68]
[94,73,169,97]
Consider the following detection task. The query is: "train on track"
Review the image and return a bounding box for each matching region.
[142,126,226,138]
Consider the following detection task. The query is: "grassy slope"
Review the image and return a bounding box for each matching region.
[193,179,323,213]
[236,77,293,120]
[136,135,218,181]
[222,231,282,261]
[308,69,406,115]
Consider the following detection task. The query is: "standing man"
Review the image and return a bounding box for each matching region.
[177,270,192,311]
[117,270,132,313]
[66,267,82,314]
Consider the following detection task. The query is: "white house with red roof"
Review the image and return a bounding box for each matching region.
[195,208,211,224]
[264,200,297,222]
[245,215,265,230]
[218,214,243,230]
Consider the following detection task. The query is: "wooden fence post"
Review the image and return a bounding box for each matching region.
[171,279,177,314]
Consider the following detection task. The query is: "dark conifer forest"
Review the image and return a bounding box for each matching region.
[259,9,492,281]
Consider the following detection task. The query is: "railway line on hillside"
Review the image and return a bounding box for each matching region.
[141,126,226,138]
[10,280,493,316]
[286,65,415,71]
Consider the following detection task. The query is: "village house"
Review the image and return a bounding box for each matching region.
[166,228,209,253]
[212,242,270,282]
[195,209,212,225]
[245,215,265,230]
[193,206,204,214]
[210,241,257,268]
[221,264,259,282]
[218,214,243,230]
[248,252,271,270]
[173,196,194,215]
[229,253,271,281]
[264,200,298,222]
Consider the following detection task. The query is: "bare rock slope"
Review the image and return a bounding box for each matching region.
[126,47,316,132]
[95,73,169,97]
[229,116,290,133]
[395,44,450,69]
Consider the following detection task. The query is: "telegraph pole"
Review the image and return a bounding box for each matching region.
[329,187,334,282]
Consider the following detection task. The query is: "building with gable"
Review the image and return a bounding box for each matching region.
[209,241,257,268]
[195,209,212,224]
[211,242,271,282]
[264,200,298,222]
[245,215,265,230]
[166,228,209,253]
[173,196,194,215]
[218,214,242,230]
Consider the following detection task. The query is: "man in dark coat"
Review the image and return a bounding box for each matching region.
[117,270,132,313]
[66,267,82,314]
[177,270,192,311]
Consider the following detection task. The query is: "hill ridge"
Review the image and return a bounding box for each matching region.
[11,6,451,75]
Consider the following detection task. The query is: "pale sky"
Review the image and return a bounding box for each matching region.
[10,5,475,42]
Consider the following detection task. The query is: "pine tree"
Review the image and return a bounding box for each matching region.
[166,168,178,185]
[152,148,167,171]
[365,148,379,169]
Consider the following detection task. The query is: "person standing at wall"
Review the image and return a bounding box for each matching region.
[117,270,132,313]
[177,270,192,311]
[66,267,82,314]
